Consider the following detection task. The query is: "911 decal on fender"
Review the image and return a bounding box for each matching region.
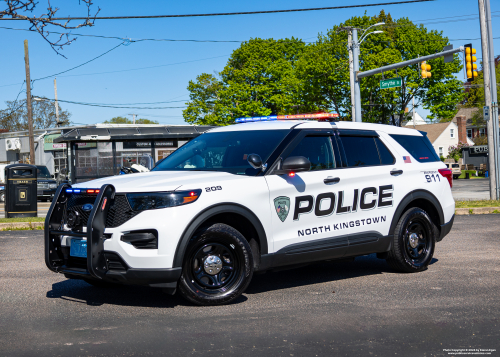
[274,196,290,222]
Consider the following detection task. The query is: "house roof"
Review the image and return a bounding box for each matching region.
[412,122,452,143]
[452,107,479,125]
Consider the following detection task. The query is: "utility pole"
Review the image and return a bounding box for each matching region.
[352,28,362,123]
[347,30,356,122]
[54,78,60,127]
[129,113,136,124]
[479,0,498,200]
[484,0,500,199]
[24,39,35,165]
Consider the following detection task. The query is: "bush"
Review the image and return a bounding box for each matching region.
[447,141,470,162]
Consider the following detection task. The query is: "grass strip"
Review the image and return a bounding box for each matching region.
[455,200,500,208]
[0,217,45,223]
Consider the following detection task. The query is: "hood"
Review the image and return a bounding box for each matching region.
[72,171,246,193]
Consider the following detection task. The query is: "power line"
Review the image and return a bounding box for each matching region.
[37,97,187,109]
[32,42,124,82]
[0,1,435,20]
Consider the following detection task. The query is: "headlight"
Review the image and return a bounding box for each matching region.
[49,184,57,189]
[126,190,202,211]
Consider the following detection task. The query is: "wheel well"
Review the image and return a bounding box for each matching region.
[199,212,262,269]
[399,198,441,233]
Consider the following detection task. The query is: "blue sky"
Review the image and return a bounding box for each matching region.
[0,0,498,126]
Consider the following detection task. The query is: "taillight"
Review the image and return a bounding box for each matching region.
[438,168,453,188]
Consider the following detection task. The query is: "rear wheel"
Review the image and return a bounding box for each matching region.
[386,207,437,273]
[178,223,254,306]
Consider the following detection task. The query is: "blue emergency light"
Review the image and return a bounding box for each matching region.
[235,113,339,123]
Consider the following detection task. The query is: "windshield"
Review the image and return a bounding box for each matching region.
[153,130,289,175]
[36,166,51,179]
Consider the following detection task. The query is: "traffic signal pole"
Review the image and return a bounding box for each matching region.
[479,0,499,200]
[483,0,500,200]
[352,28,362,123]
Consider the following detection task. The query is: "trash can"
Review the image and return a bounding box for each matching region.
[465,172,470,179]
[5,164,37,218]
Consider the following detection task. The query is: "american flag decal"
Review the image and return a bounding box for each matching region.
[403,156,411,163]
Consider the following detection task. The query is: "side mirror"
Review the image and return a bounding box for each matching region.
[279,156,311,174]
[60,168,67,175]
[51,174,55,178]
[247,154,264,170]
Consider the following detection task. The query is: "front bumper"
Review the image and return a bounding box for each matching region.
[438,214,454,242]
[44,184,181,288]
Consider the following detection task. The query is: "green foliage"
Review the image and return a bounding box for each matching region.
[184,38,307,125]
[103,116,159,124]
[447,141,470,161]
[463,56,500,108]
[184,11,465,125]
[0,99,71,130]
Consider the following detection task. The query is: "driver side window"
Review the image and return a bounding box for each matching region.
[285,136,336,171]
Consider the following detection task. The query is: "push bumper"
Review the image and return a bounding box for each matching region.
[438,214,454,242]
[44,184,181,288]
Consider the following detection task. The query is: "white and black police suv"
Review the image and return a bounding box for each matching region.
[45,114,455,306]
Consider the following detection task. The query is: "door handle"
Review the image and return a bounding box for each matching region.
[324,177,340,184]
[390,170,403,176]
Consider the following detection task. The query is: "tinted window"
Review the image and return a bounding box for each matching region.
[341,136,380,167]
[286,136,335,171]
[153,130,289,175]
[36,166,51,179]
[374,138,395,165]
[389,134,440,163]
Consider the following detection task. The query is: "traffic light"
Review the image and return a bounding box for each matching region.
[464,43,478,82]
[421,61,431,79]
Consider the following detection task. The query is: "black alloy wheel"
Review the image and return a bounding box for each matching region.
[178,223,254,306]
[386,207,437,273]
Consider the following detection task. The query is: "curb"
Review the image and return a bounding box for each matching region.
[455,207,500,215]
[0,222,44,230]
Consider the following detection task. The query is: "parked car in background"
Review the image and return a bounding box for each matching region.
[37,165,58,202]
[446,163,462,179]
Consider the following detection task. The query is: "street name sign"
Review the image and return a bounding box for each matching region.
[380,77,402,89]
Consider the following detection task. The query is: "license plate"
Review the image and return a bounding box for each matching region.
[70,239,87,258]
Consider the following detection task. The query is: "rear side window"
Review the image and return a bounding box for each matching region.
[340,136,382,167]
[389,134,440,163]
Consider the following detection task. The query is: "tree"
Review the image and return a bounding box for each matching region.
[184,38,307,125]
[304,11,464,124]
[1,0,100,56]
[184,11,465,126]
[462,55,500,108]
[0,99,71,131]
[103,116,159,124]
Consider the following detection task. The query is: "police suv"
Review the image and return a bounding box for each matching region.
[45,115,455,306]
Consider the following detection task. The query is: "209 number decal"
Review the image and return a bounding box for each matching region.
[205,186,222,192]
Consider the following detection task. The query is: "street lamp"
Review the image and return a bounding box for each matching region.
[352,22,385,122]
[33,96,62,127]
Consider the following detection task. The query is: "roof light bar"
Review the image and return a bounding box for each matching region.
[65,188,101,194]
[235,113,339,123]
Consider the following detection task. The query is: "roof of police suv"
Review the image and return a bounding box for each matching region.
[208,120,422,136]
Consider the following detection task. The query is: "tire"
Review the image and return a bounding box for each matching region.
[0,192,4,203]
[41,198,48,202]
[386,207,437,273]
[178,223,254,306]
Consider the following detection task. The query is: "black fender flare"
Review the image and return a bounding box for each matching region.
[389,189,444,237]
[172,203,269,268]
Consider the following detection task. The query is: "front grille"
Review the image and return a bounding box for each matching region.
[65,193,140,229]
[106,195,141,227]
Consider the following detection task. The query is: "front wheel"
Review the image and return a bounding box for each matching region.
[386,207,437,273]
[178,223,254,306]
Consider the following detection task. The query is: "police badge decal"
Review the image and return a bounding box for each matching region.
[274,196,290,222]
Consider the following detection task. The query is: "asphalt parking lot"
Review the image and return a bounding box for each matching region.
[0,215,498,357]
[452,178,490,201]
